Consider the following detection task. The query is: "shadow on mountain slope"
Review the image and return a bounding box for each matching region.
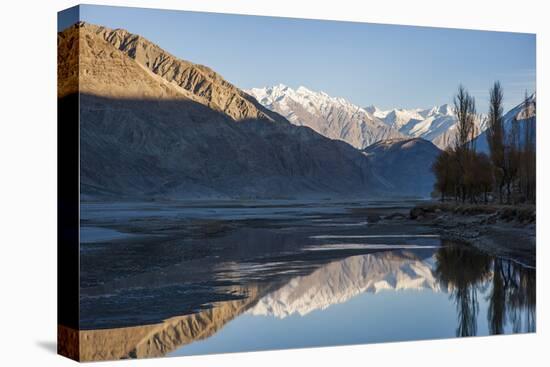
[60,93,379,200]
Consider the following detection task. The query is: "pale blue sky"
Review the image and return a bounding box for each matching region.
[59,4,536,111]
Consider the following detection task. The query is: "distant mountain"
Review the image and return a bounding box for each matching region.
[249,251,443,318]
[366,104,488,150]
[247,85,487,150]
[365,105,424,129]
[362,138,441,197]
[473,94,536,154]
[59,22,382,199]
[246,85,405,149]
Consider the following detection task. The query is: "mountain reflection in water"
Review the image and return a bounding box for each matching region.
[78,242,535,360]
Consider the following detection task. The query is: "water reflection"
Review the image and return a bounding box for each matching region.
[435,244,535,337]
[78,284,264,361]
[249,250,441,318]
[78,241,535,360]
[489,258,536,334]
[435,245,492,336]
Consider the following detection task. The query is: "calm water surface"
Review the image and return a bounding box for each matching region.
[171,248,534,356]
[79,200,535,360]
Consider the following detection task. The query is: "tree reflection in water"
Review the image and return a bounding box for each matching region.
[435,241,535,337]
[502,259,536,333]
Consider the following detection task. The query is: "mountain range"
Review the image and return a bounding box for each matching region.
[248,85,488,150]
[59,22,447,199]
[74,250,444,360]
[246,84,405,149]
[59,22,385,199]
[368,104,488,149]
[59,22,534,200]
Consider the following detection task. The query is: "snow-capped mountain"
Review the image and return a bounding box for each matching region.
[367,104,488,149]
[474,93,536,154]
[248,251,444,319]
[247,85,488,150]
[64,24,390,200]
[246,85,405,149]
[365,105,424,129]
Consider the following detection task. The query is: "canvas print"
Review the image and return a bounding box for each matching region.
[57,4,536,362]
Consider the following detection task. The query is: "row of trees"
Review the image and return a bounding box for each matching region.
[432,82,536,204]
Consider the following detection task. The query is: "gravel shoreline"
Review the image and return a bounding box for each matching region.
[355,202,535,267]
[402,203,535,267]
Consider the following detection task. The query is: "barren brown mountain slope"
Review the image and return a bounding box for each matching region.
[59,21,284,123]
[59,22,201,101]
[58,22,385,199]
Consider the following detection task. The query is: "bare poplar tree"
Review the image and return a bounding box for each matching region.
[486,82,505,203]
[453,85,477,202]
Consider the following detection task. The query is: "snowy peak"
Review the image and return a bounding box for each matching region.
[247,84,290,106]
[248,83,489,150]
[383,108,425,129]
[364,105,387,119]
[512,93,536,121]
[246,86,405,149]
[366,103,485,149]
[255,84,367,113]
[418,103,454,118]
[436,103,454,116]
